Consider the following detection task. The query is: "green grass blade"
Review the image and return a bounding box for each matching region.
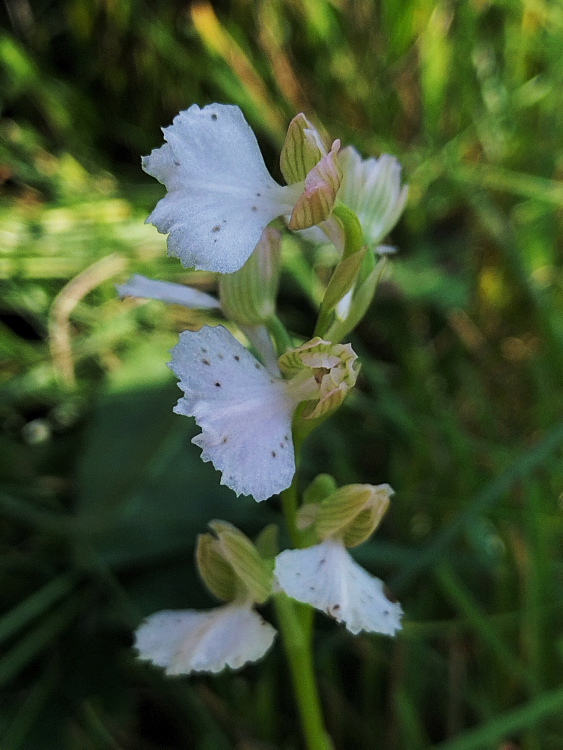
[432,683,563,750]
[0,572,78,646]
[391,420,563,592]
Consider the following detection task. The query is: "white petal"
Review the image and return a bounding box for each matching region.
[143,104,300,273]
[169,325,296,501]
[117,274,221,309]
[135,602,276,675]
[338,146,408,248]
[275,539,402,636]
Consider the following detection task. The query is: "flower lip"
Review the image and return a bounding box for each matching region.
[169,324,296,501]
[143,103,301,274]
[135,601,276,675]
[274,538,403,636]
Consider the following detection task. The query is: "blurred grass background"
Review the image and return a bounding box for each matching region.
[2,0,563,748]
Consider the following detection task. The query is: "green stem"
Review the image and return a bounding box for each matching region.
[280,477,300,548]
[266,314,293,355]
[274,593,334,750]
[278,441,330,748]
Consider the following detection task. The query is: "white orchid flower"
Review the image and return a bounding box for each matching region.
[135,600,276,675]
[275,538,402,636]
[142,104,339,274]
[338,147,408,248]
[169,326,358,502]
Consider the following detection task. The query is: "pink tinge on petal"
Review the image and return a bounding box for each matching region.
[288,141,342,231]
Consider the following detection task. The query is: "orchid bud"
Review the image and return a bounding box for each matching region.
[316,483,393,547]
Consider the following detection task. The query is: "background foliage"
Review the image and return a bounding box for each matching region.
[2,0,563,747]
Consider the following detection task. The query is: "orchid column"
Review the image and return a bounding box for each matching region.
[119,103,408,750]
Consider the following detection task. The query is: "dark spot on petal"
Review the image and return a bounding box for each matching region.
[256,192,261,197]
[254,363,261,370]
[280,443,284,449]
[211,113,218,120]
[284,434,289,441]
[234,355,240,361]
[383,610,389,616]
[212,225,221,232]
[271,451,276,457]
[215,382,221,387]
[319,558,326,566]
[296,571,301,576]
[332,604,341,611]
[174,160,181,166]
[222,436,228,443]
[222,219,227,223]
[251,205,257,212]
[202,359,211,365]
[201,348,208,353]
[218,353,224,360]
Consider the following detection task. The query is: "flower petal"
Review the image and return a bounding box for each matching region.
[275,539,402,635]
[117,274,221,309]
[143,104,299,273]
[135,602,276,675]
[170,325,296,501]
[338,146,408,247]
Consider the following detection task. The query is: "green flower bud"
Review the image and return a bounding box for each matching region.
[288,143,342,231]
[196,521,274,604]
[196,532,238,602]
[303,473,338,505]
[316,483,393,547]
[279,113,342,231]
[280,113,326,185]
[209,521,274,604]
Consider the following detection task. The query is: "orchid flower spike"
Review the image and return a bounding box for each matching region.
[143,104,341,274]
[274,483,403,636]
[169,325,359,501]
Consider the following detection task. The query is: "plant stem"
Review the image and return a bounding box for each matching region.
[280,477,300,548]
[267,314,293,355]
[274,593,334,750]
[278,451,331,748]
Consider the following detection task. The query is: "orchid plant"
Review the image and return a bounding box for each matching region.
[118,103,408,750]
